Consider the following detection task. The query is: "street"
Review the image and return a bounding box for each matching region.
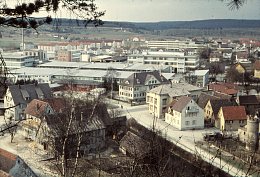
[118,103,247,177]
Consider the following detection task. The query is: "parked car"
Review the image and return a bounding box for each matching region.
[203,132,223,141]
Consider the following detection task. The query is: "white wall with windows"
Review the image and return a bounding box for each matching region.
[165,99,204,130]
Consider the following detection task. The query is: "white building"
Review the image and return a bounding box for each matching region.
[146,84,190,119]
[165,96,204,130]
[20,42,35,51]
[9,67,134,85]
[119,71,170,102]
[2,52,35,70]
[23,49,48,63]
[4,83,52,120]
[9,60,176,88]
[192,70,209,87]
[38,60,172,73]
[127,51,200,73]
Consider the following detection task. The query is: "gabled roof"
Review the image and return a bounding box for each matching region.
[8,83,52,105]
[120,71,169,87]
[0,148,16,173]
[0,148,37,177]
[235,62,253,72]
[170,96,192,112]
[209,99,236,116]
[44,102,111,134]
[171,82,203,92]
[238,95,259,105]
[24,98,67,118]
[149,85,190,97]
[0,170,11,177]
[221,106,247,121]
[45,113,106,135]
[209,83,238,95]
[197,92,219,109]
[120,131,150,157]
[212,91,232,100]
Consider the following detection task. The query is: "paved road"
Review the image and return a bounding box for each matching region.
[116,103,247,177]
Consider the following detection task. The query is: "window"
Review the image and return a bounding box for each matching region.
[225,120,233,124]
[185,121,190,126]
[162,98,167,105]
[192,120,196,125]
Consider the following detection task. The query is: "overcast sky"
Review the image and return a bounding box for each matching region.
[94,0,260,22]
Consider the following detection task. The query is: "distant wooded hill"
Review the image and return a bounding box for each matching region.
[54,19,260,30]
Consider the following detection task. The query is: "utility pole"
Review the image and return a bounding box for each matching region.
[111,75,113,99]
[22,28,25,51]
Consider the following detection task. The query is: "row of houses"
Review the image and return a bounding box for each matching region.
[117,70,260,132]
[3,83,126,155]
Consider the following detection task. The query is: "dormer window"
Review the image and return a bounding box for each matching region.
[21,89,30,101]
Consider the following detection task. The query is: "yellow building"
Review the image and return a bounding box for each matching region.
[254,60,260,79]
[234,63,246,74]
[204,99,235,123]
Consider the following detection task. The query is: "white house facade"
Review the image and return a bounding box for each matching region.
[119,71,170,102]
[165,96,204,130]
[2,52,35,70]
[4,83,52,120]
[146,85,190,119]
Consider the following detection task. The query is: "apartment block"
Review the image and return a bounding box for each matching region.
[128,51,199,73]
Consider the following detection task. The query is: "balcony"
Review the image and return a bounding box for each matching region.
[185,108,199,113]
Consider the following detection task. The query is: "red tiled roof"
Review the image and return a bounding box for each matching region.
[0,148,16,161]
[24,98,66,118]
[222,106,247,121]
[236,51,248,59]
[209,83,238,95]
[0,148,17,173]
[0,170,11,177]
[38,39,122,47]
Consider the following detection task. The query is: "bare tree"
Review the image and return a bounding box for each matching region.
[42,97,109,177]
[225,66,243,83]
[208,62,225,81]
[105,67,120,98]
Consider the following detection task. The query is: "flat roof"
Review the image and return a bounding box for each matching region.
[10,67,134,79]
[38,60,168,71]
[194,70,209,76]
[2,53,33,59]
